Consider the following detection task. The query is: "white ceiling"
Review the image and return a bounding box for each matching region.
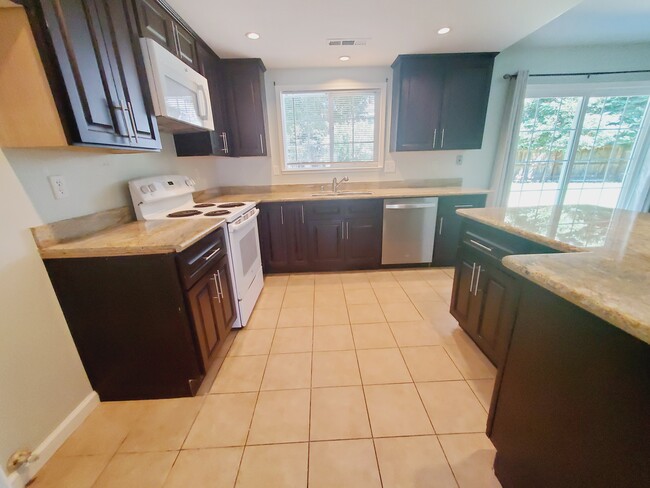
[517,0,650,48]
[165,0,582,68]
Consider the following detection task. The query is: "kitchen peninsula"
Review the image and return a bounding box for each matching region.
[457,205,650,488]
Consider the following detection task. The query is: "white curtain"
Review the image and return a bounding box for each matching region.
[488,70,529,207]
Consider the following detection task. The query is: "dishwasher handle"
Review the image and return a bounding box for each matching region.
[385,203,438,210]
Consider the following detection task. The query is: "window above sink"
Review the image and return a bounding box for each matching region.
[276,82,387,173]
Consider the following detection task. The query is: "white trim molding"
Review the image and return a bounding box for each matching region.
[7,392,99,488]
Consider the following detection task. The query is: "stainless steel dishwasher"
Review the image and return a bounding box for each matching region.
[381,197,439,265]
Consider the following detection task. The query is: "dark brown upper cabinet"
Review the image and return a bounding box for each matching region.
[390,53,497,152]
[175,58,268,158]
[134,0,199,72]
[2,0,160,150]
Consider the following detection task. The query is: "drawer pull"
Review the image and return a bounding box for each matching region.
[203,247,221,261]
[469,239,493,253]
[438,217,444,235]
[473,265,482,296]
[455,204,475,208]
[470,263,476,292]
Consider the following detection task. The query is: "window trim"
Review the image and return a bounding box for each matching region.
[275,81,387,173]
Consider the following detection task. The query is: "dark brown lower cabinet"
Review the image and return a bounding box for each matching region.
[489,279,650,488]
[259,199,382,273]
[44,228,236,400]
[258,202,308,273]
[450,219,557,367]
[186,255,236,370]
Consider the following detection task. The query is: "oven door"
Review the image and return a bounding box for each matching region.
[227,208,263,302]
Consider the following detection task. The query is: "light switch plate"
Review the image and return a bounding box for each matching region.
[384,160,396,173]
[48,175,69,199]
[456,154,464,166]
[272,166,280,176]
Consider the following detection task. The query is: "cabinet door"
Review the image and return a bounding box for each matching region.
[103,0,160,149]
[472,265,519,366]
[258,204,289,272]
[186,268,222,371]
[391,57,445,151]
[432,194,487,267]
[39,0,140,147]
[224,60,267,157]
[134,0,176,53]
[213,255,236,339]
[344,217,382,269]
[173,23,199,71]
[450,249,480,329]
[286,204,309,269]
[439,55,495,150]
[307,219,345,269]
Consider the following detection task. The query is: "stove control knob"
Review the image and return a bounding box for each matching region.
[185,179,193,186]
[140,185,150,194]
[148,184,156,192]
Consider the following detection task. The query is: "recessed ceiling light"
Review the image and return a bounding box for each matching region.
[437,27,451,35]
[339,56,351,62]
[245,32,260,40]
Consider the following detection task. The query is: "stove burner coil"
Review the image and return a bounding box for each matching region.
[194,203,216,208]
[204,210,231,216]
[217,202,246,208]
[167,210,203,218]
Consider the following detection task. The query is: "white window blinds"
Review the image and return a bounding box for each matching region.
[281,89,381,170]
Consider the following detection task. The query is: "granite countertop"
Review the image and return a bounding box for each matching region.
[36,216,225,259]
[458,205,650,345]
[198,186,489,204]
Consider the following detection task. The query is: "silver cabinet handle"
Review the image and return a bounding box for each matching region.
[432,128,437,149]
[441,128,445,148]
[220,132,229,154]
[211,274,221,303]
[455,204,475,208]
[259,134,264,153]
[113,100,132,142]
[438,217,444,236]
[470,263,476,292]
[216,270,224,299]
[203,247,221,261]
[473,265,482,296]
[280,206,284,225]
[346,222,349,240]
[469,239,493,253]
[126,101,138,143]
[301,205,305,224]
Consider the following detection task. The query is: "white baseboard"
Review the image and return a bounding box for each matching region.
[7,391,99,488]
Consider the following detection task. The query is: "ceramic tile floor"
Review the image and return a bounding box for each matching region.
[32,268,501,488]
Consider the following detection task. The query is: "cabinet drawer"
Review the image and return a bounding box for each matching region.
[177,228,227,289]
[342,199,383,217]
[305,201,343,218]
[438,194,487,215]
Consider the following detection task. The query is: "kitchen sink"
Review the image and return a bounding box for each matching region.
[311,191,374,196]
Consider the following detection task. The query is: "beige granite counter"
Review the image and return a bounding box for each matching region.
[458,205,650,345]
[197,184,489,205]
[35,211,225,259]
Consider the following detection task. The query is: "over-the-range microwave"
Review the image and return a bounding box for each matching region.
[139,37,214,133]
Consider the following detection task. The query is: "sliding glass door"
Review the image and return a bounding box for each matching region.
[507,85,650,209]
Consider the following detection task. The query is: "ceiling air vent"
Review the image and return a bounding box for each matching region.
[327,38,369,46]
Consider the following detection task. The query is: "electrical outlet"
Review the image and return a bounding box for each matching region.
[384,160,396,173]
[456,154,464,166]
[48,175,69,199]
[272,166,280,176]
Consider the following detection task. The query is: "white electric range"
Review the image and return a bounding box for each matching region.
[128,175,263,327]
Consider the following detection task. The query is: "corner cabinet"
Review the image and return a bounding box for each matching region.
[390,53,496,152]
[259,199,383,273]
[174,58,268,158]
[16,0,161,150]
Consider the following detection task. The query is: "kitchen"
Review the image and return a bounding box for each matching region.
[0,0,649,487]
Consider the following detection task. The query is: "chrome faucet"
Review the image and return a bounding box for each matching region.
[332,176,349,193]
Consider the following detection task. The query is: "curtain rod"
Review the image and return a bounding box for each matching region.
[503,69,650,80]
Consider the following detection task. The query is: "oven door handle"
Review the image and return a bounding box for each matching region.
[229,208,260,232]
